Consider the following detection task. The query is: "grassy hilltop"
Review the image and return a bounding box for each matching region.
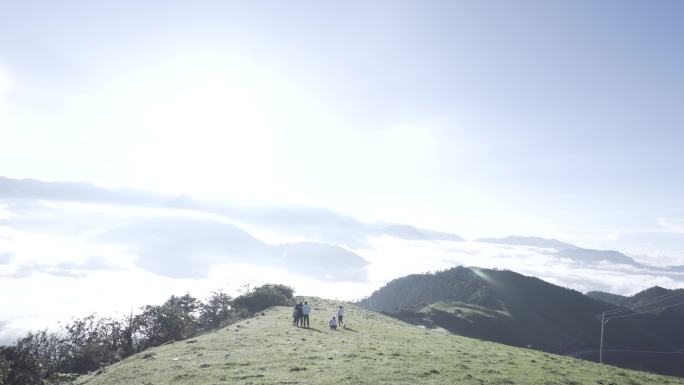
[75,298,684,385]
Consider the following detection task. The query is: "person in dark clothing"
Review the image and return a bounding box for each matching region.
[296,302,304,327]
[301,301,310,328]
[292,304,300,326]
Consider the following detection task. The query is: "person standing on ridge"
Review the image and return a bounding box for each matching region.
[296,302,304,327]
[292,304,300,326]
[336,305,345,327]
[302,301,311,328]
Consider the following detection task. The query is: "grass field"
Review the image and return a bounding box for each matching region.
[424,301,513,320]
[75,298,684,385]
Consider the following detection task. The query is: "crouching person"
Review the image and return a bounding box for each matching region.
[329,316,338,330]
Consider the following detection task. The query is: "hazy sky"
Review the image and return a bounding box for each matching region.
[2,0,684,344]
[1,1,684,252]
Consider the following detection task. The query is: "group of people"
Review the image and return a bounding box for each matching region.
[329,305,344,330]
[292,301,311,327]
[291,302,345,331]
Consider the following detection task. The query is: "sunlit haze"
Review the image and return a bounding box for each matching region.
[1,0,684,345]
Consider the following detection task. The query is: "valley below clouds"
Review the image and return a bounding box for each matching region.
[1,177,684,344]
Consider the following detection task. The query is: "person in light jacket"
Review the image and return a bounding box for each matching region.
[336,305,345,327]
[301,301,311,328]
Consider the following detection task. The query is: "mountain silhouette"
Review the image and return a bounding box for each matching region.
[96,216,368,281]
[359,266,684,377]
[476,235,578,250]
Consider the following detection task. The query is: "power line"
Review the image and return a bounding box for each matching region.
[599,299,684,363]
[605,299,684,322]
[603,289,684,316]
[601,289,684,316]
[593,291,682,320]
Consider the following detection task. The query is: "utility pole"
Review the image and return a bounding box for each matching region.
[600,311,606,364]
[127,306,135,354]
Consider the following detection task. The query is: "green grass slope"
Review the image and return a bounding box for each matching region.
[75,298,684,385]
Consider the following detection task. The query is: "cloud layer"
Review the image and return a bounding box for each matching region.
[2,177,684,345]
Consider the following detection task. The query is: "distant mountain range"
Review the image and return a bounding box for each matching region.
[477,234,684,275]
[555,248,642,266]
[0,176,166,206]
[97,216,369,281]
[380,224,464,242]
[0,176,463,247]
[476,235,578,251]
[2,177,681,266]
[359,266,684,377]
[5,176,684,282]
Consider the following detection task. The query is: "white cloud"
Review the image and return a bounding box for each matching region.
[3,191,684,344]
[0,203,11,220]
[0,66,10,94]
[657,217,684,234]
[0,65,14,119]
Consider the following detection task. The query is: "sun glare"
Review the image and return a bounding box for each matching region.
[107,54,293,200]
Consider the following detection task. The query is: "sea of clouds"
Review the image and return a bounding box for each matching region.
[2,179,684,345]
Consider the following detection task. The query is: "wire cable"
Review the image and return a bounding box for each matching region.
[600,289,684,316]
[605,298,684,322]
[603,289,684,315]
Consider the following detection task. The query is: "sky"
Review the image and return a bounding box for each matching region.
[1,0,684,343]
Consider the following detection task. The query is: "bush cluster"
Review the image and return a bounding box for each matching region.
[0,284,294,385]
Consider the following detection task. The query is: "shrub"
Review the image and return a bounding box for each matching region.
[232,284,295,313]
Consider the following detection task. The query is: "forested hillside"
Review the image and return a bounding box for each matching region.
[359,266,684,377]
[73,299,684,385]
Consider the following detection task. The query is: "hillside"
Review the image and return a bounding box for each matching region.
[358,267,684,376]
[74,298,684,385]
[358,266,612,351]
[588,286,684,316]
[586,291,630,306]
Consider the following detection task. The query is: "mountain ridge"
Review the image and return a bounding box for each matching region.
[0,176,464,246]
[358,266,684,377]
[72,298,684,385]
[476,235,578,251]
[587,286,684,317]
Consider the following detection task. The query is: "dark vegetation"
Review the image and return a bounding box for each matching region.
[0,284,294,385]
[358,266,684,377]
[588,286,684,317]
[73,298,684,385]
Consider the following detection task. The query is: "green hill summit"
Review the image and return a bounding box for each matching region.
[74,298,684,385]
[358,266,684,377]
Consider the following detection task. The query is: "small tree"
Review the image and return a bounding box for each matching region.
[0,348,10,385]
[2,331,63,385]
[165,294,200,316]
[60,315,126,373]
[199,290,233,329]
[232,284,294,313]
[133,303,196,350]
